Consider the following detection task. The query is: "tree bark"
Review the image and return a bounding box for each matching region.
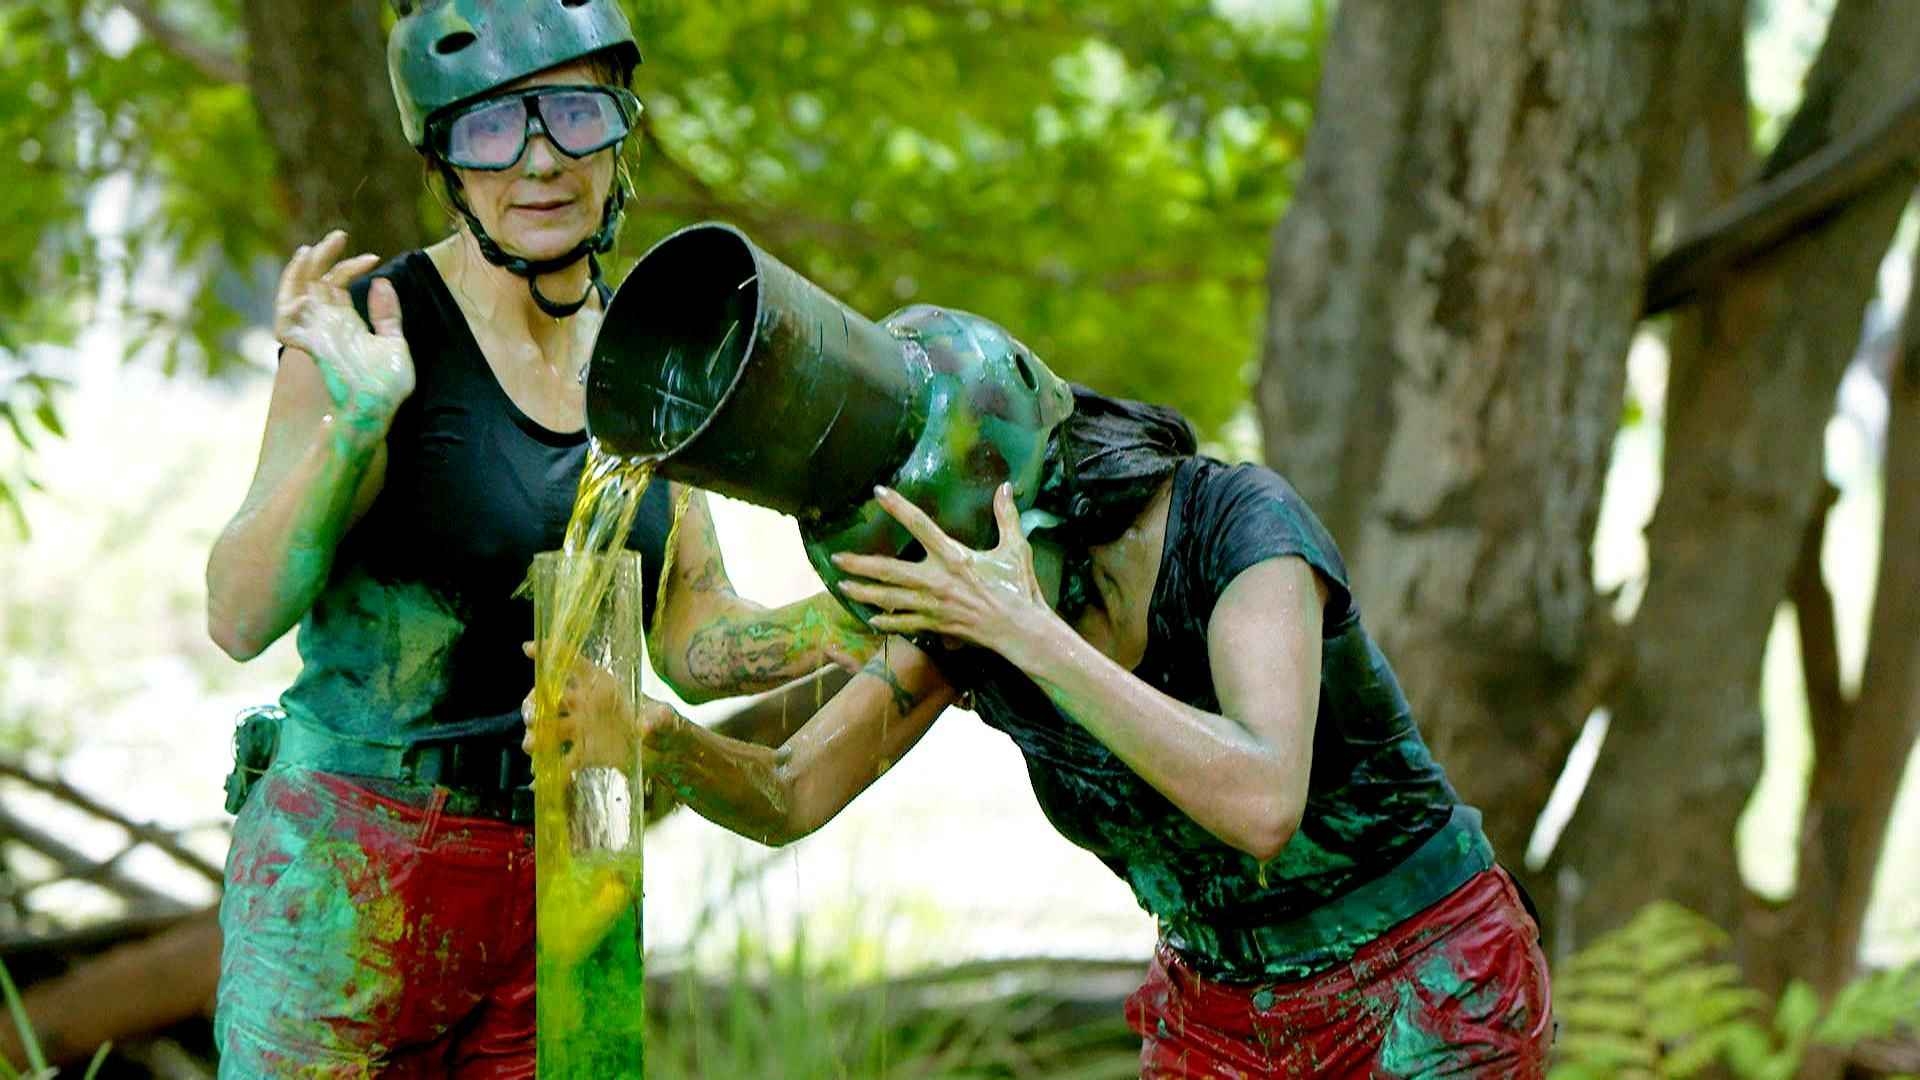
[1256,0,1686,875]
[1554,0,1920,952]
[1643,76,1920,316]
[239,0,428,254]
[1776,232,1920,1000]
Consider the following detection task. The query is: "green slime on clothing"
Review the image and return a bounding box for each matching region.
[1373,951,1504,1077]
[280,570,465,746]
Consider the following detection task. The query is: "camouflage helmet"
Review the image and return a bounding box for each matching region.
[388,0,642,149]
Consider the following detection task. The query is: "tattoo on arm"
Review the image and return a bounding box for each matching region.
[685,502,729,595]
[685,620,808,692]
[862,653,916,717]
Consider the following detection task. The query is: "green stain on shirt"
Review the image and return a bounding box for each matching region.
[281,570,466,743]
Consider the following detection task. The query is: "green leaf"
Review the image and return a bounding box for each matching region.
[2,405,33,452]
[0,960,46,1074]
[1660,1025,1738,1078]
[81,1042,111,1080]
[1720,1023,1777,1075]
[1813,963,1920,1045]
[30,398,60,438]
[1556,1031,1657,1069]
[0,479,23,537]
[1772,979,1821,1045]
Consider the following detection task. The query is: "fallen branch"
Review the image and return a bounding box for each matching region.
[0,907,219,1069]
[0,909,195,958]
[0,761,225,887]
[0,805,190,914]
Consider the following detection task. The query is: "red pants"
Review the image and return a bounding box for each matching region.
[215,766,536,1077]
[1125,869,1552,1078]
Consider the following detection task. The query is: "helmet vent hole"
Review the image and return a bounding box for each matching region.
[560,0,592,6]
[1013,351,1039,392]
[434,31,476,54]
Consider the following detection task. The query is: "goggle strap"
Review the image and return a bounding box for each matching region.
[436,162,627,318]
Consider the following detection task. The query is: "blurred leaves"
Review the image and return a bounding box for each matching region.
[617,0,1327,432]
[1549,902,1920,1080]
[0,365,65,537]
[0,0,1325,444]
[644,887,1142,1079]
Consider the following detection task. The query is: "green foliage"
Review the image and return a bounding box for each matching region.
[647,921,991,1078]
[641,865,1138,1079]
[619,0,1324,432]
[0,1,255,367]
[0,956,110,1080]
[0,366,64,537]
[1,0,1323,451]
[1550,902,1920,1080]
[644,927,1142,1079]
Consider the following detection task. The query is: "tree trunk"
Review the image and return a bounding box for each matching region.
[1775,232,1920,1000]
[239,0,428,254]
[1553,0,1920,952]
[1257,0,1684,875]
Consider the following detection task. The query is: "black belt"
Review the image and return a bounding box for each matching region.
[274,715,534,824]
[1161,805,1494,982]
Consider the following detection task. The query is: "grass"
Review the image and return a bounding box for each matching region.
[0,957,108,1080]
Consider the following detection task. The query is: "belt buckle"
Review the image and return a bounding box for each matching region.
[417,737,530,821]
[403,742,446,787]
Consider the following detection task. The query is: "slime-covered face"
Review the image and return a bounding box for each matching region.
[800,305,1075,626]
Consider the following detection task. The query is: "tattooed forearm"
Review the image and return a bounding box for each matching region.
[862,650,916,717]
[686,553,727,594]
[685,619,812,692]
[685,505,728,594]
[671,590,880,699]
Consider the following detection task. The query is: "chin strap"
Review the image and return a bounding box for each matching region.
[438,161,628,318]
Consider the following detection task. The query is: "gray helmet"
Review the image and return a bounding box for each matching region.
[388,0,642,149]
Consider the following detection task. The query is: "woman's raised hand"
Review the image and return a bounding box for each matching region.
[832,483,1052,650]
[274,230,415,435]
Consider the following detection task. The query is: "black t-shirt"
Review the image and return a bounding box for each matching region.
[278,250,672,746]
[938,457,1473,978]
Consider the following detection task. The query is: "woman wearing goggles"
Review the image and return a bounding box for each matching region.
[207,3,873,1075]
[429,84,642,172]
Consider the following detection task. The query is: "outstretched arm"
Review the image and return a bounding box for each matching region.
[647,487,880,703]
[649,637,955,845]
[531,634,955,846]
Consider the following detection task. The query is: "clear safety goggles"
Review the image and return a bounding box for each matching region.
[430,84,642,171]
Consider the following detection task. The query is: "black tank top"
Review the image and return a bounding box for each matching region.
[278,250,672,747]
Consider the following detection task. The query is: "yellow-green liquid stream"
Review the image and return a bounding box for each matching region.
[532,443,659,1077]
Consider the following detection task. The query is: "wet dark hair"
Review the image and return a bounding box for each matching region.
[1031,385,1197,617]
[1035,384,1198,547]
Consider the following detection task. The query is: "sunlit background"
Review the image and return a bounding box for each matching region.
[3,0,1918,1075]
